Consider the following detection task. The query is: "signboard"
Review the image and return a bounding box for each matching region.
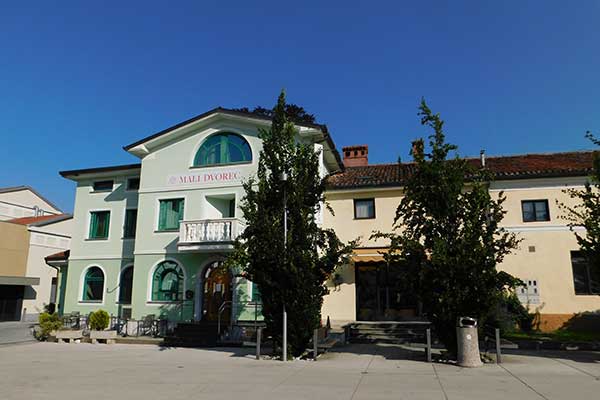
[167,169,244,187]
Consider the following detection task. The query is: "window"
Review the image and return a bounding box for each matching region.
[127,178,140,191]
[571,251,600,295]
[123,209,137,238]
[151,261,184,301]
[89,211,110,239]
[354,198,375,219]
[521,200,550,222]
[119,266,134,304]
[193,133,252,166]
[251,282,261,302]
[82,267,104,302]
[93,180,113,192]
[158,199,184,231]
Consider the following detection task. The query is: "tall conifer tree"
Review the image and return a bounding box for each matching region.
[374,100,520,355]
[229,91,351,357]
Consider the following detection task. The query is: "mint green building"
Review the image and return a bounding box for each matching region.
[57,108,342,327]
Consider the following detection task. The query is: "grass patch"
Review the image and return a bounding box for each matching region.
[504,330,600,343]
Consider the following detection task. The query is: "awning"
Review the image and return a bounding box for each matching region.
[352,247,389,264]
[0,276,40,286]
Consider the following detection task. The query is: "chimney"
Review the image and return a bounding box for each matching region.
[480,149,486,167]
[342,145,368,167]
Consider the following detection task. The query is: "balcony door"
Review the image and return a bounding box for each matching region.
[201,261,232,322]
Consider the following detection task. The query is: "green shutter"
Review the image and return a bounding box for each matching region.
[89,212,97,238]
[177,199,184,226]
[158,201,167,231]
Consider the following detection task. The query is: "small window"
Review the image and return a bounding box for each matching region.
[521,200,550,222]
[89,211,110,239]
[124,209,137,239]
[127,178,140,191]
[82,267,104,302]
[354,198,375,219]
[158,199,184,231]
[151,261,184,301]
[93,180,114,192]
[571,251,600,295]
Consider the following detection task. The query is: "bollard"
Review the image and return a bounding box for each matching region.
[456,317,482,368]
[495,328,502,364]
[282,307,287,362]
[313,328,319,360]
[426,328,432,363]
[256,328,262,360]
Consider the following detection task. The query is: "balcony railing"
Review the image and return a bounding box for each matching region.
[178,218,245,250]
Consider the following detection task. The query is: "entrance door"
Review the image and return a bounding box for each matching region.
[0,285,24,321]
[202,262,232,322]
[355,263,417,321]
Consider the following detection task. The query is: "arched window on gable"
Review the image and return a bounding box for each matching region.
[82,266,104,302]
[151,261,184,301]
[193,133,252,167]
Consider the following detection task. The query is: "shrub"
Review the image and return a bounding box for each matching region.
[89,310,110,331]
[488,291,534,333]
[36,312,62,341]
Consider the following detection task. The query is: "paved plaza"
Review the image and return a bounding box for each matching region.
[0,341,598,400]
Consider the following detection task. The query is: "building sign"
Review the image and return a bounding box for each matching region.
[167,169,244,187]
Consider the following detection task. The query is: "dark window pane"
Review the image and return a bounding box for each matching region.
[119,266,134,304]
[522,201,535,222]
[194,133,252,166]
[535,201,549,221]
[127,178,140,190]
[572,251,592,295]
[124,209,137,238]
[93,180,113,192]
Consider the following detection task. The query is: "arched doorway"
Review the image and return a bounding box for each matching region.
[201,261,232,322]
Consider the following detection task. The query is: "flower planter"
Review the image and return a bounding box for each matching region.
[55,330,83,344]
[89,330,117,344]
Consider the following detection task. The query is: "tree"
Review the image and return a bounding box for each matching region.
[559,132,600,285]
[228,91,351,357]
[233,104,317,126]
[373,99,520,355]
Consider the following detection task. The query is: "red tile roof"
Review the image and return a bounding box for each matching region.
[8,214,67,225]
[326,151,596,189]
[45,250,69,262]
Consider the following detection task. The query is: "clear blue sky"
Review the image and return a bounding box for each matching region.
[1,1,598,212]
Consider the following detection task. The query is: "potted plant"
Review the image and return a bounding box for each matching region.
[88,309,116,344]
[37,312,84,343]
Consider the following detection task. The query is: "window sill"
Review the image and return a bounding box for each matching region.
[354,217,376,220]
[146,301,183,305]
[85,238,109,241]
[90,190,113,194]
[154,230,179,234]
[79,300,103,304]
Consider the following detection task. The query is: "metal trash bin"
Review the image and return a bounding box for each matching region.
[456,317,482,367]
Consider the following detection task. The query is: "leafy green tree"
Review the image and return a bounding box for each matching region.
[560,132,600,285]
[373,99,520,355]
[233,104,317,125]
[228,91,351,357]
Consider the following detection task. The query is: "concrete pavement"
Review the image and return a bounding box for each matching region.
[0,342,598,399]
[0,321,35,345]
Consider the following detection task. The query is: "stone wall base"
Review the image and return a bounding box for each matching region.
[536,313,600,332]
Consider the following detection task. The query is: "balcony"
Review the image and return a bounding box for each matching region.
[178,218,246,252]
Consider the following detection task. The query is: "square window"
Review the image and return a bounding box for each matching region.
[127,178,140,191]
[354,198,375,219]
[92,180,114,192]
[89,211,110,239]
[521,200,550,222]
[124,209,137,239]
[158,199,184,231]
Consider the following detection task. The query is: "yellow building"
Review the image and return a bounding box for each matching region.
[322,145,600,331]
